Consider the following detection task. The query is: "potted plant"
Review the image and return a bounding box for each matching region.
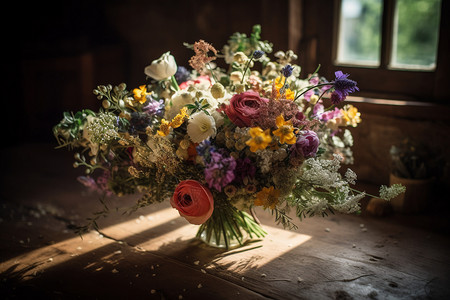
[389,139,435,213]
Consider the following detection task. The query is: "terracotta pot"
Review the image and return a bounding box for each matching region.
[389,173,434,214]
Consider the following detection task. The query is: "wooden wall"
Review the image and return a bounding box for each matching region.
[8,0,450,205]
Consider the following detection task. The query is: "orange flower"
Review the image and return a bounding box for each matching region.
[246,127,272,152]
[157,119,171,136]
[170,180,214,225]
[272,114,296,144]
[170,107,188,128]
[275,77,295,100]
[254,186,280,209]
[133,85,150,104]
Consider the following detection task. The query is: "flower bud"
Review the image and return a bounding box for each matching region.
[144,51,177,81]
[230,71,243,83]
[233,52,248,64]
[309,94,319,105]
[102,100,110,109]
[210,83,225,99]
[118,83,127,90]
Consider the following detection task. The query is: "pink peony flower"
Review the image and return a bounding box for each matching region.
[224,91,269,127]
[170,180,214,225]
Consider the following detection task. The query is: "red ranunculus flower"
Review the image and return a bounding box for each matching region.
[170,180,214,225]
[224,91,269,127]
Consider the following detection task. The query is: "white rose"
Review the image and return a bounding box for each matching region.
[187,111,216,143]
[144,51,177,81]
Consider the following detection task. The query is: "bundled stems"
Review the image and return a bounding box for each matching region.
[196,199,267,250]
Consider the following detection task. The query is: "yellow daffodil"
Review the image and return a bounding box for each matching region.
[341,104,361,127]
[246,127,272,152]
[254,186,280,209]
[275,77,295,100]
[170,107,188,128]
[133,85,150,104]
[157,119,171,136]
[272,114,296,144]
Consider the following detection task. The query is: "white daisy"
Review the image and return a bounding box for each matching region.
[187,111,216,143]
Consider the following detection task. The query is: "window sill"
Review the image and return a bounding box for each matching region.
[345,96,450,120]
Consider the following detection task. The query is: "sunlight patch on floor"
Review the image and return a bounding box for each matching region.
[1,207,180,280]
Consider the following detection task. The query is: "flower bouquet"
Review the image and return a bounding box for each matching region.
[53,25,405,249]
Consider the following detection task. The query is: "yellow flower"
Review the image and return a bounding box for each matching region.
[254,186,280,209]
[272,114,296,144]
[133,85,150,104]
[341,105,361,127]
[157,119,171,136]
[170,107,188,128]
[275,77,295,100]
[246,127,272,152]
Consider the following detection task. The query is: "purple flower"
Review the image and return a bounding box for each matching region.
[77,170,113,196]
[303,89,314,102]
[174,66,191,84]
[309,76,319,85]
[233,157,256,184]
[129,112,152,134]
[312,103,324,118]
[204,152,236,192]
[143,98,165,116]
[291,130,320,159]
[332,71,359,104]
[330,90,345,105]
[319,107,343,122]
[281,64,294,78]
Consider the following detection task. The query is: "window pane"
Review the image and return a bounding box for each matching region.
[391,0,441,70]
[336,0,383,66]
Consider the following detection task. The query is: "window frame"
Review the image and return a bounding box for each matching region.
[292,0,449,103]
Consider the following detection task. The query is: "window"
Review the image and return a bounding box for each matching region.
[294,0,449,102]
[336,0,441,70]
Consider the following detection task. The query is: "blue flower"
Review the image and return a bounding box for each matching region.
[174,66,191,84]
[196,140,216,163]
[281,64,294,78]
[253,50,264,59]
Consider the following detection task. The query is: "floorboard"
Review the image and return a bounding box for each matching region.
[1,143,449,299]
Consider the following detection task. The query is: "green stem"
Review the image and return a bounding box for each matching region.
[241,56,255,84]
[206,63,218,83]
[170,75,180,91]
[306,64,321,81]
[348,187,379,199]
[294,82,334,101]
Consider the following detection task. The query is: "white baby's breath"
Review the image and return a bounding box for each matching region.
[379,184,406,200]
[300,154,345,188]
[345,168,357,184]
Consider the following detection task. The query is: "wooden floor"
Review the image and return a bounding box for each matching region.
[1,143,449,299]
